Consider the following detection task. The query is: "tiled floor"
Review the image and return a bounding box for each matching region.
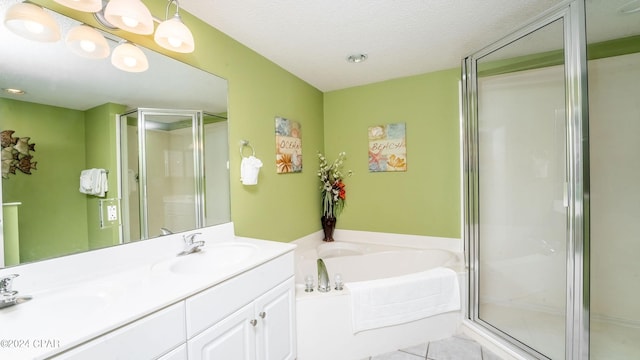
[364,334,502,360]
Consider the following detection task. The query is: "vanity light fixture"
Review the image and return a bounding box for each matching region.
[66,25,110,59]
[53,0,102,13]
[3,2,61,42]
[104,0,154,35]
[154,0,194,53]
[111,41,149,72]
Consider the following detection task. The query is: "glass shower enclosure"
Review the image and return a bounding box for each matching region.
[466,17,569,360]
[118,108,230,242]
[463,0,639,359]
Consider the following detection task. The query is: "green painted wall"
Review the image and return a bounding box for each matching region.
[31,1,459,244]
[324,69,461,238]
[1,98,90,262]
[35,0,325,243]
[85,103,126,250]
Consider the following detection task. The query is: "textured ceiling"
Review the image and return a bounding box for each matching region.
[180,0,566,91]
[3,0,636,110]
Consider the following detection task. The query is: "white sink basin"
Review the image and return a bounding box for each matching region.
[26,283,125,317]
[154,242,258,276]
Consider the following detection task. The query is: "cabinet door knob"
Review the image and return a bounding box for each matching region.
[250,319,258,327]
[259,311,266,319]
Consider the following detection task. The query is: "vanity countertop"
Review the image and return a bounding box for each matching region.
[0,225,296,360]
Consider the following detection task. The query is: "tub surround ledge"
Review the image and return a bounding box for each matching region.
[296,229,463,253]
[292,230,465,360]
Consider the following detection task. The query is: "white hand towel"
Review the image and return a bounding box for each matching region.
[241,156,263,185]
[80,170,94,193]
[79,168,108,197]
[96,170,108,197]
[346,267,460,334]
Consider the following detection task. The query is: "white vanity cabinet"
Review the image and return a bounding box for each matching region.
[54,302,187,360]
[188,302,256,359]
[254,278,296,360]
[188,278,295,360]
[42,247,295,360]
[186,253,296,360]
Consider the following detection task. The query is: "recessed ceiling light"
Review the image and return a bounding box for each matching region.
[619,0,640,14]
[346,54,368,63]
[3,88,26,95]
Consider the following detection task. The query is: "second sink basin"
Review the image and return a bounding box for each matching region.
[154,242,258,276]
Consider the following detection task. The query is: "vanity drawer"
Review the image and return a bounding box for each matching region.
[185,251,294,338]
[54,302,186,360]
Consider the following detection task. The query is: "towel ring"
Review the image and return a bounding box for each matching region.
[240,140,255,157]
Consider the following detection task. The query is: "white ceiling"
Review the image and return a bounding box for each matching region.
[2,0,637,111]
[179,0,568,91]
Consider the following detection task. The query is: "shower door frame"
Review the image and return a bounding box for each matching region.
[461,0,589,359]
[119,107,206,241]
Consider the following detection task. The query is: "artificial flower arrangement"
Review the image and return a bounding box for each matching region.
[317,152,352,241]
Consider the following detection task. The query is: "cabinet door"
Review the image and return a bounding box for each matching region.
[188,303,256,360]
[255,277,296,360]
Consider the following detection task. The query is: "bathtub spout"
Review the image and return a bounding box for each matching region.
[317,258,331,292]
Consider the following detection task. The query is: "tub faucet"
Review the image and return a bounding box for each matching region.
[160,227,173,236]
[178,232,204,256]
[0,274,31,309]
[317,259,331,292]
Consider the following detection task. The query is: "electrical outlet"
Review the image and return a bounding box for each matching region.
[99,198,120,229]
[107,205,117,221]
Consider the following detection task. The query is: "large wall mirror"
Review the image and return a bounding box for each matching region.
[0,0,230,268]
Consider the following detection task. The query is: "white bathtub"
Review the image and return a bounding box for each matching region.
[294,234,464,360]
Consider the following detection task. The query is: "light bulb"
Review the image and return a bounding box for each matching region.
[24,21,44,34]
[167,36,182,48]
[3,3,61,42]
[111,42,148,72]
[79,40,96,53]
[123,56,137,68]
[121,16,139,28]
[154,15,194,53]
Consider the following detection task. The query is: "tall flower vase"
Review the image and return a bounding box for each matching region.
[321,215,336,242]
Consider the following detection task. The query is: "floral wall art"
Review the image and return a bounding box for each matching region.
[1,130,37,179]
[368,123,407,172]
[275,116,302,173]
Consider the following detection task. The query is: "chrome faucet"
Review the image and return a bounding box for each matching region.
[0,274,31,309]
[317,259,330,292]
[178,232,204,256]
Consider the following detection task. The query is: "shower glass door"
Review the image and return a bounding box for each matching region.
[120,108,204,241]
[465,12,571,360]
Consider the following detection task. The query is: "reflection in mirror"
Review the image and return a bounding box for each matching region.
[119,109,230,242]
[0,0,230,268]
